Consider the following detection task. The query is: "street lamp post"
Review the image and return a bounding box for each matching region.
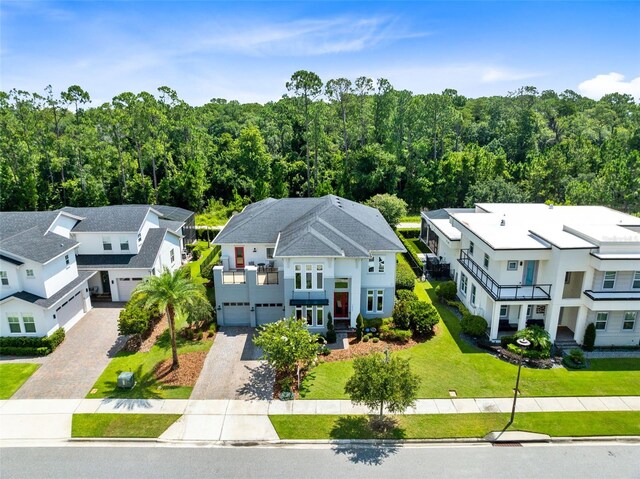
[508,337,531,428]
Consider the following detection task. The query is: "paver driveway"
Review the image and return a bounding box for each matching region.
[12,303,126,399]
[191,327,274,400]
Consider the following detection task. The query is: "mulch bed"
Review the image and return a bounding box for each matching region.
[154,350,210,387]
[321,329,435,363]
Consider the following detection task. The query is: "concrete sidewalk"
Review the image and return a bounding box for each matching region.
[1,396,638,442]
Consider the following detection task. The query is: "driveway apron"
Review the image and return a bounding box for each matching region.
[191,327,274,400]
[11,303,126,399]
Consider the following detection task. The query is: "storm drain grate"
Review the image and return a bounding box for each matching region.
[492,442,523,447]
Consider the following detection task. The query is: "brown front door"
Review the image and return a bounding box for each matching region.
[235,246,245,269]
[334,292,349,318]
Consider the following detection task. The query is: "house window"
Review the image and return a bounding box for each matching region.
[623,312,637,331]
[602,271,616,289]
[378,256,385,273]
[295,264,324,290]
[376,290,384,312]
[295,306,303,321]
[102,236,112,251]
[595,312,608,330]
[470,285,477,306]
[64,254,70,266]
[507,261,518,271]
[316,307,324,327]
[26,269,35,279]
[366,290,384,313]
[295,265,302,289]
[266,247,274,259]
[8,316,21,333]
[296,306,324,327]
[526,305,533,317]
[138,233,142,242]
[306,307,313,326]
[170,249,175,264]
[22,316,36,333]
[368,256,375,273]
[500,305,509,318]
[0,271,9,286]
[460,274,468,295]
[305,265,313,289]
[120,237,129,251]
[483,253,489,268]
[469,241,474,256]
[565,272,571,284]
[633,272,640,289]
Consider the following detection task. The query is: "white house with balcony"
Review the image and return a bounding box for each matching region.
[212,195,405,331]
[421,203,640,347]
[0,205,188,338]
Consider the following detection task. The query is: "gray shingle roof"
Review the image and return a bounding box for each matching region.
[76,228,167,270]
[215,195,405,258]
[7,270,96,309]
[0,212,78,263]
[153,205,194,222]
[159,219,184,234]
[62,205,153,233]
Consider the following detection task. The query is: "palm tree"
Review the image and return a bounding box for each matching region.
[131,268,211,370]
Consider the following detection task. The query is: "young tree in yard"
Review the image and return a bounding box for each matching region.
[253,318,320,389]
[345,353,420,420]
[131,268,211,370]
[365,193,407,227]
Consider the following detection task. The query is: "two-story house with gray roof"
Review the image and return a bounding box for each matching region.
[1,204,192,337]
[212,195,406,331]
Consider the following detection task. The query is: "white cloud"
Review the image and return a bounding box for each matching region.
[578,72,640,99]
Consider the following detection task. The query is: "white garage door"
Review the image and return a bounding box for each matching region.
[222,302,250,326]
[56,291,85,331]
[117,277,143,301]
[256,303,284,326]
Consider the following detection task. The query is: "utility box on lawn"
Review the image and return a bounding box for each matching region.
[117,371,135,389]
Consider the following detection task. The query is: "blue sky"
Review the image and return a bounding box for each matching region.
[2,1,639,105]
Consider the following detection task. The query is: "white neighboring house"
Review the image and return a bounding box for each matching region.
[0,205,188,338]
[421,204,640,347]
[212,195,406,331]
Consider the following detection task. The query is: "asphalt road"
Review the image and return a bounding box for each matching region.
[1,443,639,478]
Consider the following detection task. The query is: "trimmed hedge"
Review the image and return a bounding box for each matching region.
[379,326,412,343]
[410,302,439,336]
[0,328,66,356]
[461,314,488,337]
[396,289,418,302]
[435,281,457,301]
[583,323,596,351]
[395,261,416,290]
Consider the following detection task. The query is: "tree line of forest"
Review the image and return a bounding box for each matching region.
[1,71,638,216]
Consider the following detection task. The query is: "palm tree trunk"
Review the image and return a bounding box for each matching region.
[167,306,179,370]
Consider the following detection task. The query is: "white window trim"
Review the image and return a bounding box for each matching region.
[469,241,474,256]
[120,237,130,251]
[366,289,384,313]
[26,269,35,279]
[633,271,640,289]
[507,261,518,271]
[7,316,21,334]
[170,249,175,264]
[622,311,637,331]
[602,271,616,289]
[470,284,477,306]
[266,247,275,259]
[483,253,489,268]
[460,274,468,296]
[102,236,113,251]
[500,305,509,318]
[595,312,609,331]
[296,305,325,327]
[64,254,70,266]
[22,315,36,334]
[0,271,9,286]
[294,264,324,291]
[137,232,142,243]
[368,255,385,273]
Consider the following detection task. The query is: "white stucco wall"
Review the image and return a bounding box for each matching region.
[48,213,78,239]
[221,243,280,270]
[42,251,79,297]
[73,232,140,255]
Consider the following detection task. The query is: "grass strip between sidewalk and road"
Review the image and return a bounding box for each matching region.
[270,411,640,440]
[72,414,181,438]
[0,363,40,399]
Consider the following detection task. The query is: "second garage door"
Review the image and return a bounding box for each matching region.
[56,291,85,331]
[256,303,284,326]
[117,277,143,302]
[222,302,251,326]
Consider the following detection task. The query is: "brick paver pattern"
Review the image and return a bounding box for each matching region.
[11,303,126,399]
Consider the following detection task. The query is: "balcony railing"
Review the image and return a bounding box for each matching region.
[257,271,279,285]
[458,250,551,301]
[222,270,246,284]
[584,290,640,301]
[290,290,329,306]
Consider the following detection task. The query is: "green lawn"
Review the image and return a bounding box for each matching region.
[72,414,180,438]
[270,411,640,440]
[0,363,40,399]
[87,315,213,399]
[399,215,421,223]
[301,278,640,399]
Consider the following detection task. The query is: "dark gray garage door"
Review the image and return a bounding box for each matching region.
[256,303,284,326]
[222,302,250,326]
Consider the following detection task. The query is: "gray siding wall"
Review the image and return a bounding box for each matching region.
[360,286,395,319]
[591,270,638,291]
[586,310,640,347]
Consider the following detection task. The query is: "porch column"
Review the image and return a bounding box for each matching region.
[517,304,528,331]
[546,303,561,343]
[574,305,589,344]
[489,305,501,341]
